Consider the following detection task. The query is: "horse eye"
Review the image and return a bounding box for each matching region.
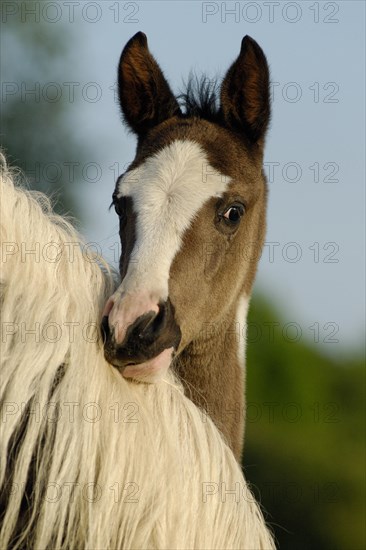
[223,204,245,224]
[114,203,122,216]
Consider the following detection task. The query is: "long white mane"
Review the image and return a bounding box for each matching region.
[0,154,274,549]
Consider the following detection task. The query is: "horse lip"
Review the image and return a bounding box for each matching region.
[107,355,137,369]
[105,344,176,371]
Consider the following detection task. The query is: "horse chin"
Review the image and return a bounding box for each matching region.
[118,347,174,383]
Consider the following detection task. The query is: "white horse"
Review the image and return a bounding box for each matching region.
[0,155,274,549]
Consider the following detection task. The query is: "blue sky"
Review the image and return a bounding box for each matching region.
[3,1,365,355]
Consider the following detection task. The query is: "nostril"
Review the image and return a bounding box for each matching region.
[151,302,167,334]
[135,303,167,343]
[136,310,160,340]
[101,316,110,342]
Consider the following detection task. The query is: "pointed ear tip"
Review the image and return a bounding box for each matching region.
[120,31,148,60]
[125,31,148,49]
[241,35,256,50]
[134,31,148,44]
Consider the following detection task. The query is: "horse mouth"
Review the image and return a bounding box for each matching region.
[106,347,175,383]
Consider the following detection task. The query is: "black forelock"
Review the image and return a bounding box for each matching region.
[177,74,222,123]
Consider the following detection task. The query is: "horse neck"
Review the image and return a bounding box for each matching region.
[173,293,249,461]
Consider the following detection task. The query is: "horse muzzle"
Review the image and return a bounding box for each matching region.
[102,297,181,382]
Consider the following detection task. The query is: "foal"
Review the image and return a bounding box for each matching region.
[103,32,270,459]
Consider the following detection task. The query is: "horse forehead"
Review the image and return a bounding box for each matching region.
[116,140,230,213]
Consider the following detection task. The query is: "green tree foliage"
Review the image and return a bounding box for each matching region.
[244,296,365,550]
[1,3,87,217]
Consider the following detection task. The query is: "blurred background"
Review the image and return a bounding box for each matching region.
[1,1,365,548]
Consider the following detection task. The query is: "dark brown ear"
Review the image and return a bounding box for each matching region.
[118,32,181,136]
[220,35,270,146]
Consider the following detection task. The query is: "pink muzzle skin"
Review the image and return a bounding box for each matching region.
[103,291,160,345]
[122,347,174,382]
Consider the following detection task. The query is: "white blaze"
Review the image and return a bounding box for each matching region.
[116,140,230,300]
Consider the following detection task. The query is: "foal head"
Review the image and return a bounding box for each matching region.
[102,32,270,382]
